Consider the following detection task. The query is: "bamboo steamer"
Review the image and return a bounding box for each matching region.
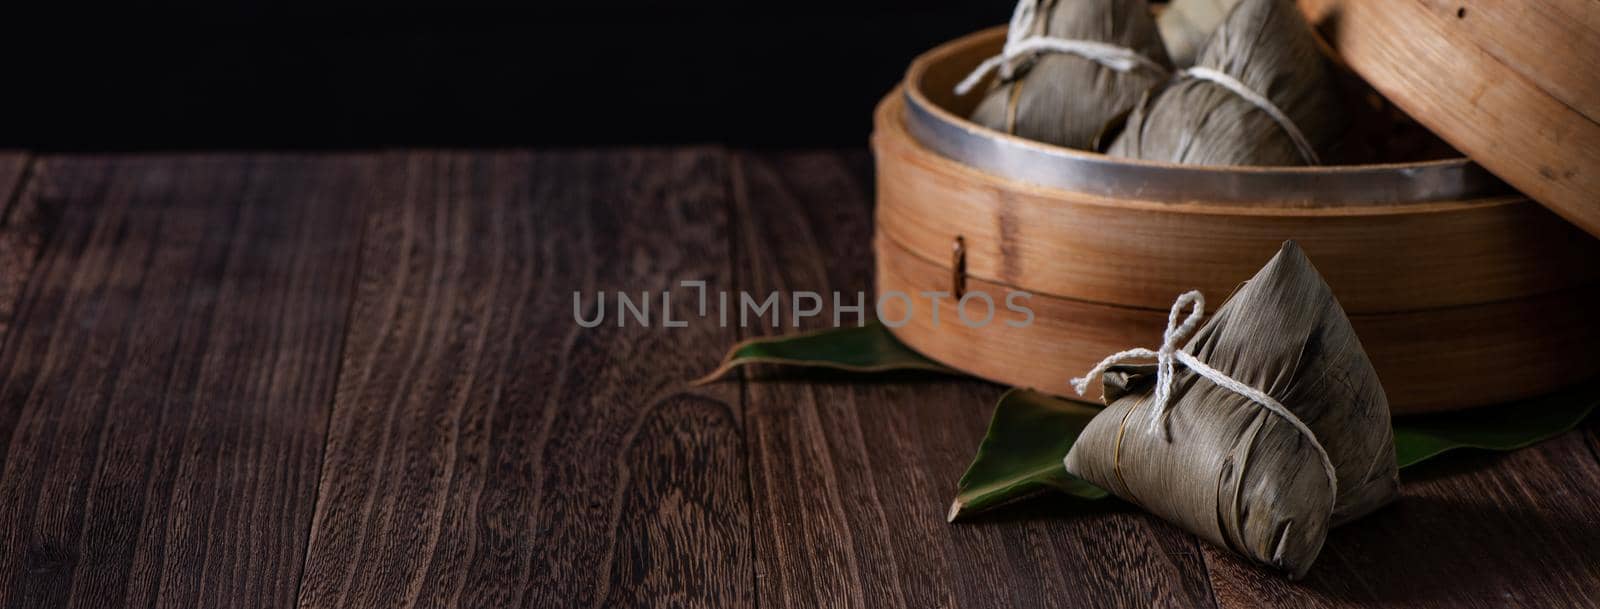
[1299,0,1600,239]
[871,27,1600,413]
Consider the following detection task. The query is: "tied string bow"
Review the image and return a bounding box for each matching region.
[1069,290,1338,507]
[954,0,1168,96]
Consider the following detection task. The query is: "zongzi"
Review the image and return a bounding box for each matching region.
[1108,0,1343,165]
[958,0,1172,150]
[1063,241,1398,579]
[1156,0,1241,68]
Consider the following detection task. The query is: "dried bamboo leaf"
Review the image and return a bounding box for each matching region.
[1157,0,1241,68]
[970,0,1172,150]
[1063,241,1398,579]
[1110,0,1343,165]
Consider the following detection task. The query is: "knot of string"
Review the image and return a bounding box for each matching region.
[954,0,1168,96]
[1069,290,1338,508]
[1179,67,1321,165]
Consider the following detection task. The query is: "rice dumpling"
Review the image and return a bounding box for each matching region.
[1063,241,1399,579]
[960,0,1172,150]
[1108,0,1343,165]
[1156,0,1241,68]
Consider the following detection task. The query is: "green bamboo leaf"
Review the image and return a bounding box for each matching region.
[950,380,1600,521]
[693,323,1600,520]
[948,388,1108,522]
[692,322,951,386]
[1392,379,1600,468]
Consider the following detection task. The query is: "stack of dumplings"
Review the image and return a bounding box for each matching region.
[965,0,1344,166]
[1108,0,1344,165]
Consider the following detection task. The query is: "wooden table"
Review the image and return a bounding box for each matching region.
[0,150,1596,608]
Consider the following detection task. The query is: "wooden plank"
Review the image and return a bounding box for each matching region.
[0,155,375,608]
[734,151,1217,609]
[0,152,39,345]
[1205,433,1600,608]
[0,153,26,217]
[296,150,750,608]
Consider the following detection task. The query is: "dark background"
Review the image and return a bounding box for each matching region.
[4,1,1012,151]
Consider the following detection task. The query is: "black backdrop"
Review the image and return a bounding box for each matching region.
[4,1,1012,150]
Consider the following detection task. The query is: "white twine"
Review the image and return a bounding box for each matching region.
[954,0,1169,96]
[1180,67,1321,165]
[1069,290,1338,507]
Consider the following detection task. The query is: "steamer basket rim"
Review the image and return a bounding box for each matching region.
[904,26,1511,205]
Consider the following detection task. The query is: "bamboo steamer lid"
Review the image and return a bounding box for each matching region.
[1299,0,1600,237]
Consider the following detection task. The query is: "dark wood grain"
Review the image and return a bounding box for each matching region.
[0,153,26,215]
[0,152,38,344]
[1204,432,1600,608]
[0,155,375,608]
[295,150,751,609]
[732,150,1218,609]
[0,148,1593,609]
